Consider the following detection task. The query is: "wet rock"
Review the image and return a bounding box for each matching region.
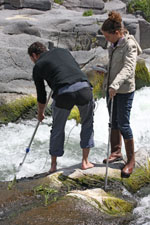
[0,163,135,225]
[67,188,134,215]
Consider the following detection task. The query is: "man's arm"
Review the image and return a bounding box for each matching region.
[37,102,46,122]
[33,65,47,122]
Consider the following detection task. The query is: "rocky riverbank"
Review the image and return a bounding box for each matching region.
[0,0,150,106]
[0,148,150,225]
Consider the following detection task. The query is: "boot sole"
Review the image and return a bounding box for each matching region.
[121,171,131,178]
[103,157,123,164]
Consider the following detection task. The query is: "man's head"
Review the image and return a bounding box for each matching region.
[28,42,47,63]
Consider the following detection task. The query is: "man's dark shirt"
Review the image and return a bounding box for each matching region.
[32,48,89,104]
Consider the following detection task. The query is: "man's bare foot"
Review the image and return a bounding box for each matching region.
[81,161,94,170]
[48,163,57,174]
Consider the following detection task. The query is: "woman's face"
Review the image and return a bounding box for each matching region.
[102,30,122,43]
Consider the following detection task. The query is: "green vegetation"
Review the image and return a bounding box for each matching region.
[83,9,93,17]
[90,72,104,99]
[34,185,58,206]
[7,176,17,190]
[128,0,150,22]
[68,106,81,124]
[0,95,37,124]
[54,0,64,5]
[135,60,150,90]
[102,196,134,215]
[122,159,150,193]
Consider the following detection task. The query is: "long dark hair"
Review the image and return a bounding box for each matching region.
[101,11,124,34]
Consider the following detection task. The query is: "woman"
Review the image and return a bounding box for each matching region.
[101,11,142,177]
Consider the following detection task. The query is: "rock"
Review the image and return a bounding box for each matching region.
[139,19,150,49]
[0,161,136,224]
[0,1,149,107]
[67,166,121,180]
[138,52,150,72]
[67,188,134,215]
[143,48,150,55]
[72,46,108,67]
[2,0,51,11]
[3,21,41,36]
[135,147,150,168]
[62,0,105,12]
[104,0,126,13]
[123,18,140,43]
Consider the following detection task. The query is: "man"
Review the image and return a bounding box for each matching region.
[28,42,94,173]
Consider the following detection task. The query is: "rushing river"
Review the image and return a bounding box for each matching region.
[0,87,150,224]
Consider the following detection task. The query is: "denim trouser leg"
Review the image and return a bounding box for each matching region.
[107,92,134,140]
[78,99,95,149]
[49,101,71,156]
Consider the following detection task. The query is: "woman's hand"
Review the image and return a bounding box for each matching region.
[109,88,116,98]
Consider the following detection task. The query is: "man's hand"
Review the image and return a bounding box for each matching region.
[38,112,45,122]
[109,87,116,98]
[38,102,46,122]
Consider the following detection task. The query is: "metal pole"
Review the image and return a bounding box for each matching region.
[104,97,114,191]
[17,90,53,171]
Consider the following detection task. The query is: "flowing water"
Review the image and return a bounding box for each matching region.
[0,87,150,224]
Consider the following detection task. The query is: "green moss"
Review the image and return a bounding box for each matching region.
[8,176,17,190]
[101,196,133,215]
[0,95,37,123]
[87,71,104,100]
[83,9,93,17]
[54,0,64,5]
[92,72,104,99]
[135,61,150,89]
[122,160,150,193]
[34,184,58,206]
[58,174,83,191]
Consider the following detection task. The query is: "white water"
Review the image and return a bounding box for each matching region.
[0,87,150,224]
[0,87,150,180]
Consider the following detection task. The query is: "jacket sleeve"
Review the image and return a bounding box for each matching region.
[33,65,47,104]
[109,41,137,91]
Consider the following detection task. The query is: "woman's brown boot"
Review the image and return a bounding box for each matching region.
[121,139,135,178]
[103,129,123,164]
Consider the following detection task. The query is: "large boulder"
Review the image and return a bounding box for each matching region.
[2,0,51,11]
[62,0,105,12]
[104,0,126,13]
[139,19,150,49]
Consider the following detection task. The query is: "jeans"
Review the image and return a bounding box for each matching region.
[107,92,134,139]
[49,82,95,157]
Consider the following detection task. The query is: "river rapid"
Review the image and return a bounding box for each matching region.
[0,87,150,224]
